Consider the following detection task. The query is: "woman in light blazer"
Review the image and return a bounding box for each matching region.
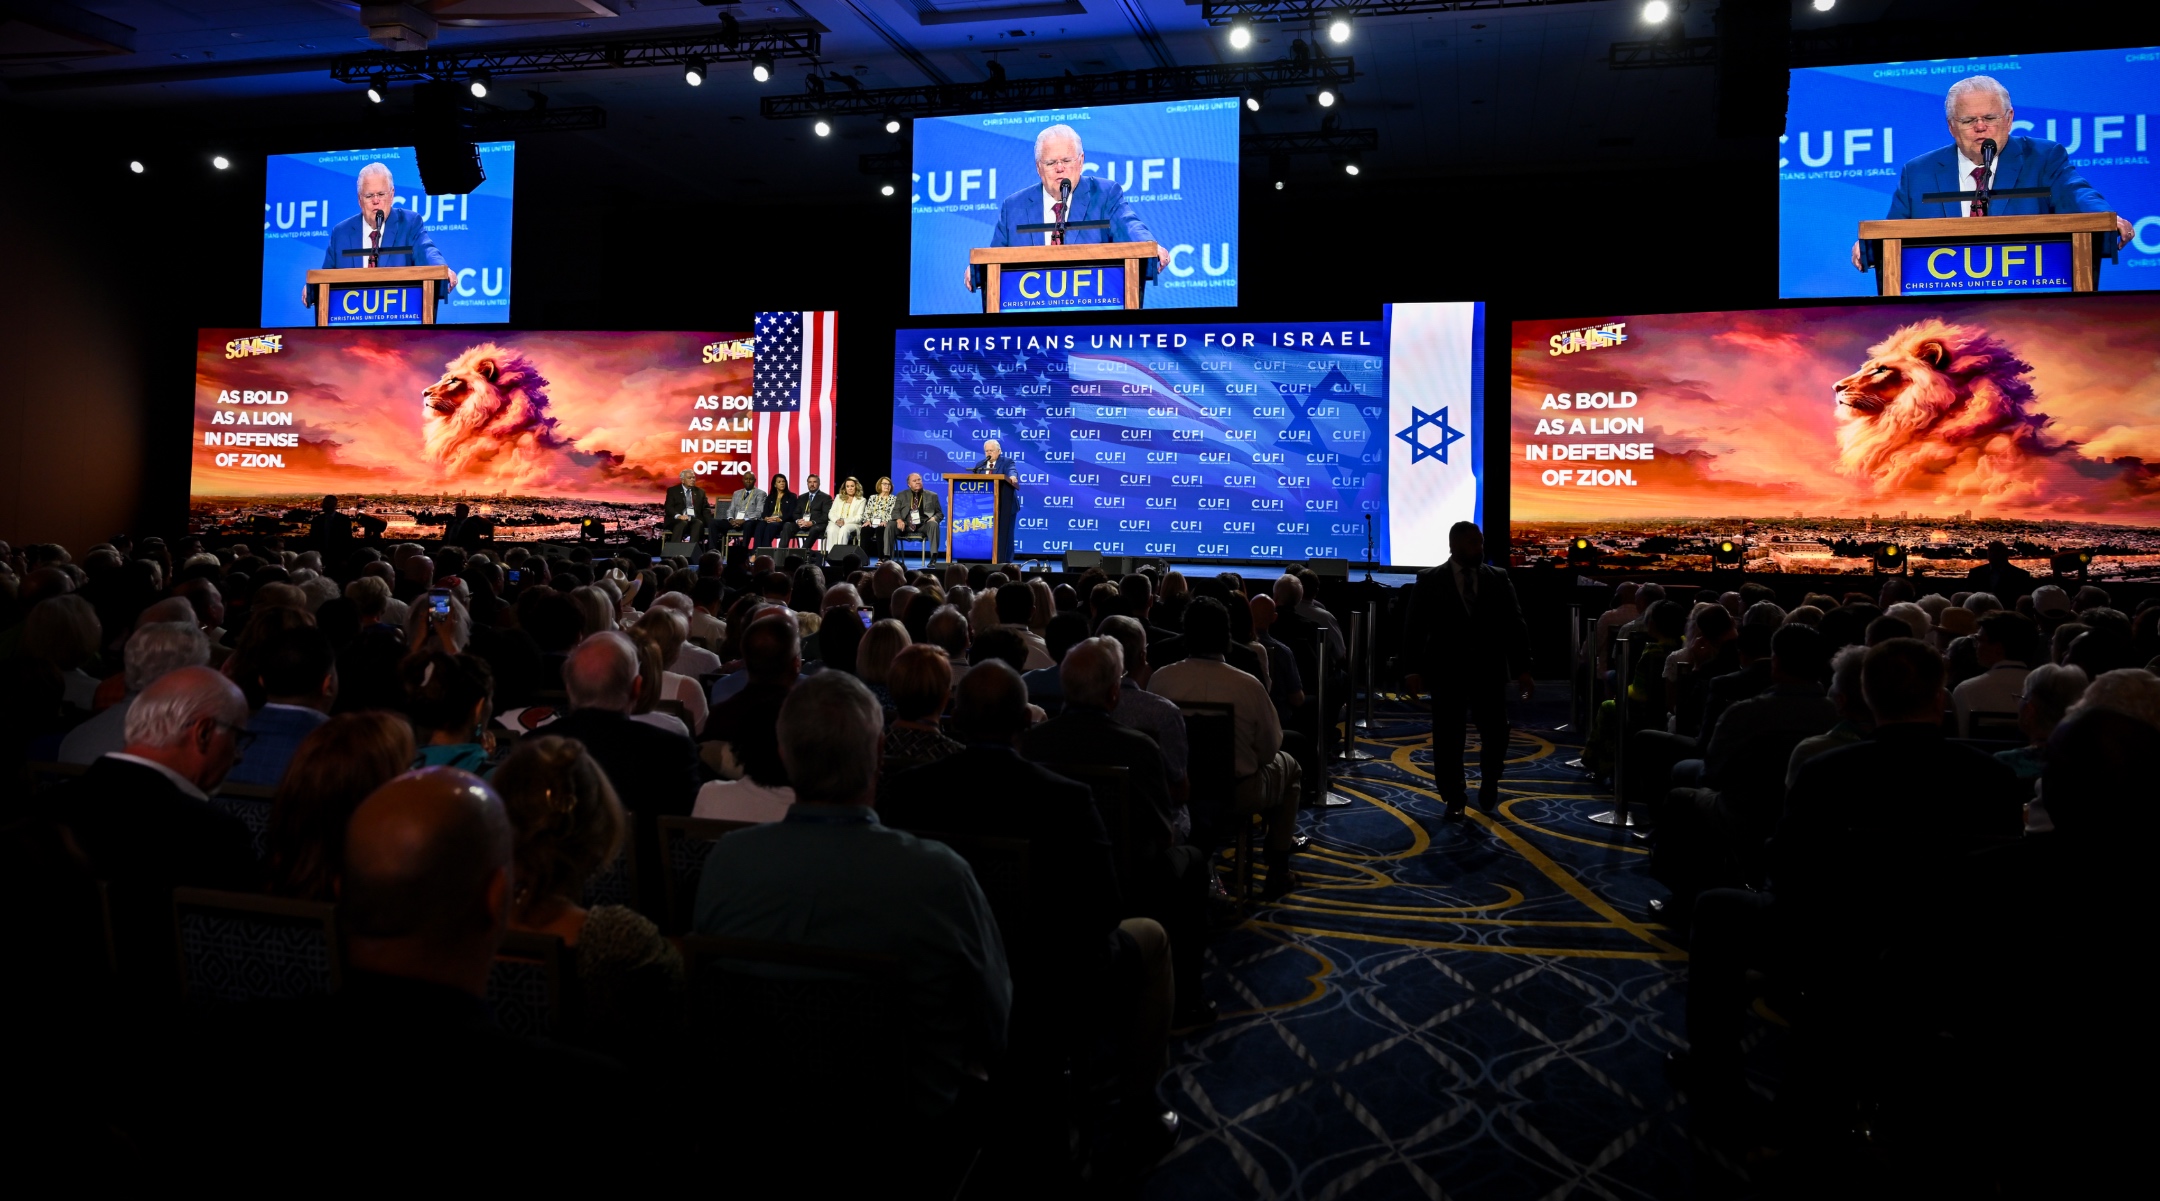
[826,476,869,549]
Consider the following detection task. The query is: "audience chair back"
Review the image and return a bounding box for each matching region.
[207,793,273,861]
[26,760,86,795]
[172,887,341,1004]
[1966,710,2021,741]
[911,832,1032,967]
[680,935,909,1108]
[657,815,757,934]
[1177,702,1238,839]
[579,809,640,912]
[487,929,575,1039]
[1040,763,1135,881]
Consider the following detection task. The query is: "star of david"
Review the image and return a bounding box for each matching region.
[1396,405,1464,465]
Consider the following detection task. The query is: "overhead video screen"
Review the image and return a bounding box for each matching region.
[1781,48,2159,298]
[193,315,838,542]
[891,303,1482,564]
[909,98,1240,316]
[260,142,516,327]
[1509,296,2160,579]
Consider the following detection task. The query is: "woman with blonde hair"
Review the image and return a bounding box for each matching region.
[826,476,868,550]
[492,735,682,1058]
[568,584,617,638]
[855,617,912,711]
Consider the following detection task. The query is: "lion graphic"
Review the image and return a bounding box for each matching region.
[1831,318,2060,504]
[421,343,626,489]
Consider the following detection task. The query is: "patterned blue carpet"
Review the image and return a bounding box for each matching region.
[1144,688,1752,1200]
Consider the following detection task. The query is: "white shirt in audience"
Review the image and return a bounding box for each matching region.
[1149,653,1281,778]
[661,669,708,733]
[1953,659,2029,737]
[671,641,722,678]
[690,610,725,647]
[631,710,690,738]
[694,777,795,823]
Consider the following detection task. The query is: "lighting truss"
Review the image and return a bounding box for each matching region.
[328,25,821,86]
[1607,36,1718,69]
[762,56,1356,121]
[1247,127,1377,155]
[1197,0,1600,25]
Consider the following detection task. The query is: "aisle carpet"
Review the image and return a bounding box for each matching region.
[1141,689,1754,1201]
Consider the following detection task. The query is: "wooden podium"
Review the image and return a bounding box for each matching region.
[1858,213,2116,295]
[945,473,1016,563]
[969,241,1158,313]
[304,265,456,326]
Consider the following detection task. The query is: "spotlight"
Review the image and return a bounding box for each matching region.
[814,118,832,137]
[128,159,144,174]
[2051,549,2094,580]
[1811,0,1835,9]
[884,114,902,134]
[211,154,231,170]
[1567,537,1597,566]
[1316,88,1336,107]
[751,53,773,83]
[1343,161,1360,176]
[1641,0,1671,23]
[1873,542,1905,573]
[1274,180,1284,190]
[1712,538,1744,566]
[1326,12,1352,43]
[366,74,386,103]
[468,71,490,98]
[684,57,705,87]
[880,183,896,197]
[1244,88,1263,112]
[1227,17,1252,50]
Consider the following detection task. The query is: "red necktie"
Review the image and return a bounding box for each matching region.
[1969,166,1989,216]
[1051,201,1066,244]
[368,225,381,265]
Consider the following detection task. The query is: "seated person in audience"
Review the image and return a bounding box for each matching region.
[1952,611,2039,737]
[971,626,1048,724]
[185,766,626,1163]
[1021,636,1214,1030]
[48,667,260,978]
[404,651,496,773]
[2002,662,2087,815]
[57,621,209,764]
[649,593,722,676]
[1682,639,2023,1106]
[882,662,1181,1152]
[627,629,698,738]
[1248,594,1305,724]
[697,672,1015,1126]
[924,604,973,683]
[266,712,416,900]
[702,613,800,778]
[1785,644,1873,790]
[996,582,1055,670]
[1096,615,1190,802]
[2069,665,2160,730]
[1149,598,1303,899]
[1697,604,1788,738]
[854,617,911,711]
[1021,611,1092,711]
[225,622,338,788]
[550,631,700,914]
[883,643,966,766]
[494,736,682,1063]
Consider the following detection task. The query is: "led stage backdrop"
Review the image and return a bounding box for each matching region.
[1510,296,2160,580]
[260,142,517,327]
[910,98,1241,315]
[891,303,1483,564]
[194,318,840,543]
[1781,48,2160,298]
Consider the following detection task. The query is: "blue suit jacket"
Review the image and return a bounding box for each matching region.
[1866,136,2118,263]
[321,206,448,270]
[226,704,331,788]
[987,175,1157,280]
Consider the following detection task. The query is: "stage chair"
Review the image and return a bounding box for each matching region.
[657,815,757,934]
[172,887,340,1004]
[893,524,938,571]
[487,929,574,1039]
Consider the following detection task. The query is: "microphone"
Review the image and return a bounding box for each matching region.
[368,207,386,266]
[1055,176,1072,243]
[1974,138,1997,216]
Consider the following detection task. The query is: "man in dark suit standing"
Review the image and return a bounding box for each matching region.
[49,666,261,983]
[663,469,711,549]
[310,495,354,566]
[1965,541,2036,602]
[971,441,1020,563]
[1403,522,1535,821]
[545,631,701,910]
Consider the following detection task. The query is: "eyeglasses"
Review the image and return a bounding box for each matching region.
[213,721,257,751]
[360,189,394,201]
[1954,114,2003,128]
[1038,156,1078,169]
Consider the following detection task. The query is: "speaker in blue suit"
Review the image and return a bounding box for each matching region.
[1853,75,2131,271]
[966,122,1172,293]
[305,161,452,307]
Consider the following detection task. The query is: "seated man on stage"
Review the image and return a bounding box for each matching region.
[308,161,451,307]
[1851,74,2132,271]
[748,473,797,549]
[664,469,711,549]
[721,477,767,547]
[965,123,1171,293]
[789,474,833,551]
[888,472,943,558]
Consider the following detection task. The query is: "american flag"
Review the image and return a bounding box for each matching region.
[750,310,837,491]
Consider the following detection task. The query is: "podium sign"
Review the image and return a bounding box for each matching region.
[997,265,1126,311]
[1896,240,2073,294]
[327,284,429,325]
[949,476,999,561]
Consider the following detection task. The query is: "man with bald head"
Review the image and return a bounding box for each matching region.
[546,631,699,909]
[50,666,259,973]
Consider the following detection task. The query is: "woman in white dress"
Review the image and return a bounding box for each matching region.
[826,476,868,550]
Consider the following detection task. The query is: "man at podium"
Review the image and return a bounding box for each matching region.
[1851,75,2130,271]
[308,161,451,305]
[964,124,1171,292]
[972,439,1020,563]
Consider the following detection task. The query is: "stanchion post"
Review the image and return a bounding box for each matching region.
[1338,610,1377,763]
[1590,634,1636,829]
[1362,600,1378,735]
[1561,602,1584,733]
[1318,626,1353,805]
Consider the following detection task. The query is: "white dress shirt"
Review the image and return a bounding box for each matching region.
[693,777,796,823]
[1149,654,1281,778]
[1956,149,1998,218]
[1040,185,1070,245]
[1953,660,2029,736]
